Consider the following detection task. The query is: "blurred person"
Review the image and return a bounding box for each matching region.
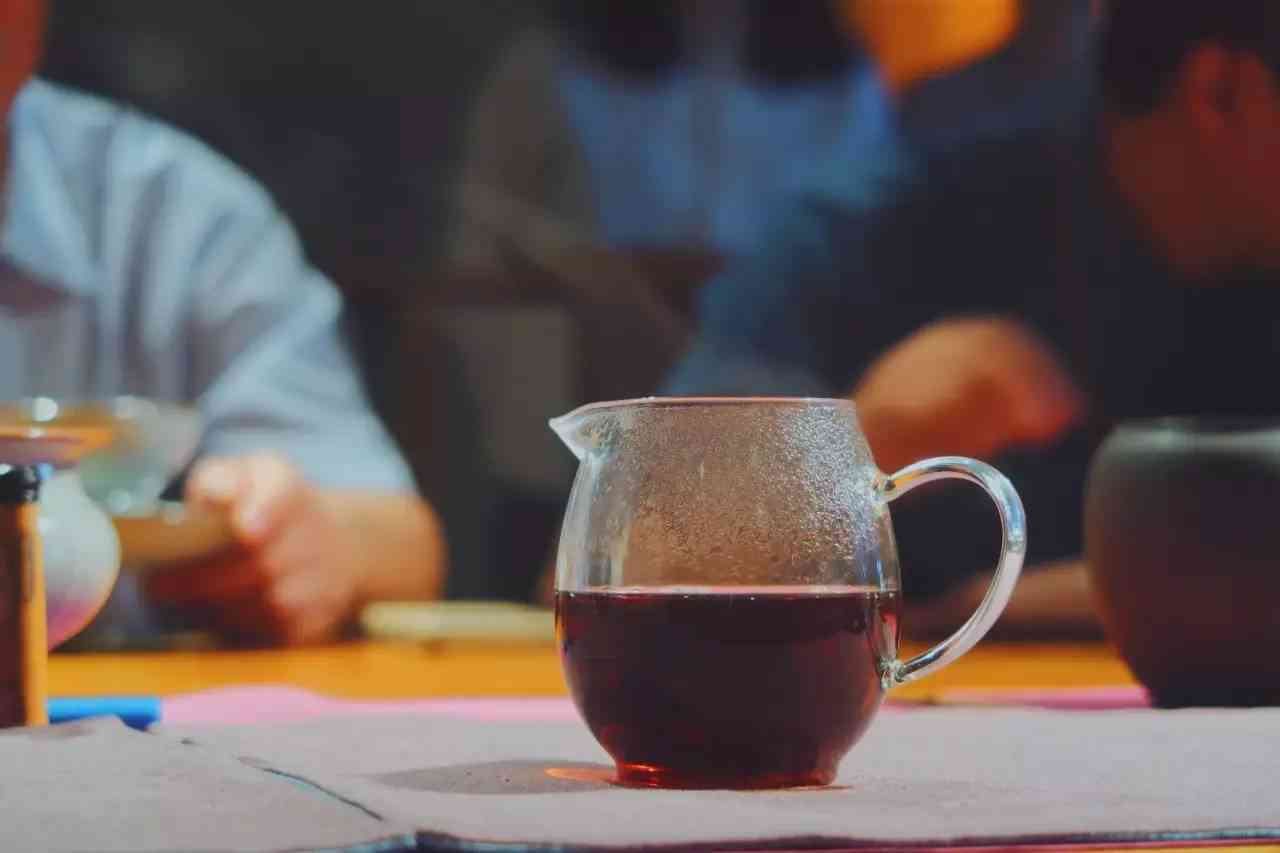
[668,0,1280,636]
[453,0,1090,265]
[448,0,1091,405]
[0,0,446,645]
[453,0,886,266]
[456,0,1092,604]
[446,0,890,398]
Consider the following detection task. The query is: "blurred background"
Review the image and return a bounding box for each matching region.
[39,0,1093,604]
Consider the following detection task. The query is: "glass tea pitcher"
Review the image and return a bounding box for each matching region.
[551,397,1025,789]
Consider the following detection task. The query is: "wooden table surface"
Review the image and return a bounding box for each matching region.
[50,639,1134,700]
[46,641,1278,853]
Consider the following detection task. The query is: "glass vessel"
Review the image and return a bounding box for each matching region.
[552,397,1026,788]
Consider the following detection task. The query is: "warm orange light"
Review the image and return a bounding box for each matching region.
[544,765,617,785]
[842,0,1021,93]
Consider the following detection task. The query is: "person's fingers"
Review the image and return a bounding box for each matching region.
[144,507,319,606]
[211,573,341,646]
[143,551,266,604]
[858,316,1085,467]
[185,457,248,508]
[268,557,354,644]
[1002,343,1084,443]
[230,453,308,546]
[1017,389,1083,442]
[278,611,341,646]
[186,453,309,547]
[957,321,1080,444]
[270,573,340,640]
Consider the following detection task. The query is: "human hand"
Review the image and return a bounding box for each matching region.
[145,453,364,645]
[853,316,1084,472]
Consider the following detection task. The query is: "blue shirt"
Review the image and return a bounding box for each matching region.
[558,1,893,257]
[0,79,414,493]
[556,0,1094,258]
[561,62,892,256]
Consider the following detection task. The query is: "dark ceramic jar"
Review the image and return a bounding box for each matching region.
[1085,418,1280,707]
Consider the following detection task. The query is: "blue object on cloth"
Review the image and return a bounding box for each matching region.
[48,696,161,731]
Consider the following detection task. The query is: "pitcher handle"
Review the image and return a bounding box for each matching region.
[878,456,1026,687]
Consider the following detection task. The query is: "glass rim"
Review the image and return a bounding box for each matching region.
[557,396,854,421]
[1115,415,1280,436]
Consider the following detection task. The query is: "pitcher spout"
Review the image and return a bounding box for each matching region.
[549,407,592,461]
[551,397,663,460]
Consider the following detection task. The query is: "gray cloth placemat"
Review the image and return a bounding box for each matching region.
[0,718,417,853]
[160,707,1280,850]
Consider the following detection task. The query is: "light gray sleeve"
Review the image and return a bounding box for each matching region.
[185,208,416,493]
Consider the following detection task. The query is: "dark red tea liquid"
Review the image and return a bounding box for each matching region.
[556,585,900,788]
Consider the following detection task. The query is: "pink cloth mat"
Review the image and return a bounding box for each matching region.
[163,687,581,726]
[161,685,1150,726]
